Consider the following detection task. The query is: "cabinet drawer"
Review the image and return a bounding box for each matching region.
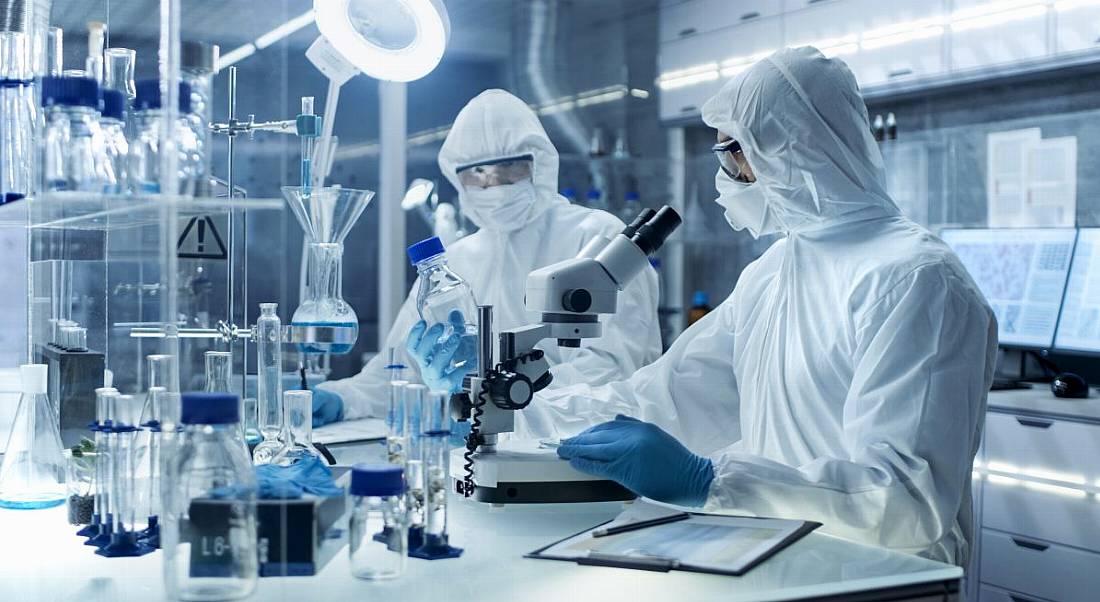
[984,412,1100,482]
[1055,4,1100,54]
[979,584,1055,602]
[982,476,1100,552]
[659,0,783,43]
[980,530,1100,602]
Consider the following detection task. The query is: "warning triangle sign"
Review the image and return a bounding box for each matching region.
[177,215,228,259]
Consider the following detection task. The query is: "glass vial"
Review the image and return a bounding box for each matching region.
[163,392,257,601]
[0,364,66,509]
[253,303,284,464]
[349,464,407,580]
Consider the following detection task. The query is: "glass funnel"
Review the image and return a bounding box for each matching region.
[282,186,376,354]
[0,365,66,509]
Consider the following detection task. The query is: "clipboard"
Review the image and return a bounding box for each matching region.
[525,510,821,577]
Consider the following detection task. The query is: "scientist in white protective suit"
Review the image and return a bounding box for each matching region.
[529,47,998,566]
[311,89,662,424]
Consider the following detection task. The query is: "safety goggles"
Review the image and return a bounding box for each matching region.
[712,139,751,183]
[456,154,535,189]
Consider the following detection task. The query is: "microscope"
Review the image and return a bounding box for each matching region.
[449,206,682,504]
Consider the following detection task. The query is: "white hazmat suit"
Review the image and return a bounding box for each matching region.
[319,89,662,419]
[525,48,997,566]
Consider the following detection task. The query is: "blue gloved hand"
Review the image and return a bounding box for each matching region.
[406,309,478,394]
[312,388,343,428]
[557,415,715,507]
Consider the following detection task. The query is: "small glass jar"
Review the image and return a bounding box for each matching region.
[65,446,97,525]
[349,463,407,580]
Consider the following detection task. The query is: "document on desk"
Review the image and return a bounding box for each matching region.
[312,418,387,445]
[527,506,820,576]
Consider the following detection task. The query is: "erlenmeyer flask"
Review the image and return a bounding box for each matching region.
[272,390,325,466]
[0,364,66,509]
[203,351,232,392]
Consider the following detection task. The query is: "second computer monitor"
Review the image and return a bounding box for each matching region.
[941,228,1077,349]
[1054,228,1100,354]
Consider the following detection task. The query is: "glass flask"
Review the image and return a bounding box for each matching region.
[408,236,478,370]
[128,78,201,195]
[39,75,110,193]
[348,464,407,580]
[411,389,462,559]
[0,365,66,509]
[403,384,426,548]
[0,31,38,203]
[163,392,257,601]
[204,351,232,392]
[272,390,325,466]
[252,303,284,464]
[98,89,128,194]
[103,47,136,101]
[281,186,375,354]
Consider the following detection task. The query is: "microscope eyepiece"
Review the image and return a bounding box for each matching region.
[631,206,682,255]
[621,208,657,238]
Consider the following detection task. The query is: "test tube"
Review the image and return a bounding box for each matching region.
[85,388,118,548]
[403,384,427,548]
[411,389,463,559]
[386,380,408,466]
[99,395,150,557]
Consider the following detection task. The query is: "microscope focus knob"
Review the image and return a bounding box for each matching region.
[488,371,534,410]
[562,288,592,313]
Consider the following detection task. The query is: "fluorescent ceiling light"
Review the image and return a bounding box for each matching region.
[315,0,450,82]
[1055,0,1100,10]
[861,26,944,50]
[630,88,651,99]
[658,69,719,90]
[951,0,1044,21]
[219,43,256,68]
[1022,480,1088,498]
[255,10,316,49]
[952,3,1048,32]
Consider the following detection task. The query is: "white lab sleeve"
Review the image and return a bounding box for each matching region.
[520,297,742,457]
[706,264,995,565]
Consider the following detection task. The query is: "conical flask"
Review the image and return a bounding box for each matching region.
[0,364,66,509]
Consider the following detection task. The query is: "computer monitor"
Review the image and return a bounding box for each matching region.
[1055,228,1100,354]
[941,228,1077,349]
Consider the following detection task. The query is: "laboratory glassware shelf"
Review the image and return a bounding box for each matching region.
[0,194,283,230]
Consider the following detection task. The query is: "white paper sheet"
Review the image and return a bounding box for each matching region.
[313,417,386,445]
[987,128,1041,227]
[1024,136,1077,227]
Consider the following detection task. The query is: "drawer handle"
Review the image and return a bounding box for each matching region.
[1015,417,1053,429]
[740,12,760,21]
[808,0,829,4]
[1010,595,1043,602]
[680,105,697,113]
[1010,537,1050,552]
[888,68,914,79]
[678,27,697,38]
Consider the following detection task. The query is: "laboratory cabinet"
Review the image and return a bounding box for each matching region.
[1054,4,1100,55]
[950,14,1049,72]
[659,0,785,43]
[975,392,1100,602]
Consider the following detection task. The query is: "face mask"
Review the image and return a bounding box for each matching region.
[462,179,538,232]
[714,168,772,238]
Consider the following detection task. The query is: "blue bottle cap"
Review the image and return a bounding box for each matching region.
[625,191,640,202]
[350,463,405,497]
[693,291,709,307]
[40,76,100,109]
[181,392,239,425]
[100,89,126,121]
[562,187,576,199]
[587,188,601,200]
[407,236,445,265]
[134,79,194,113]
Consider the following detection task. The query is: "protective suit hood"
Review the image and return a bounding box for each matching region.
[702,47,901,235]
[438,89,564,230]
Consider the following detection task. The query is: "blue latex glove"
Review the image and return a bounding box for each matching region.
[254,456,343,499]
[557,415,715,507]
[406,309,478,394]
[312,388,344,427]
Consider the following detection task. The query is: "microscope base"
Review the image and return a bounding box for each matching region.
[449,442,635,504]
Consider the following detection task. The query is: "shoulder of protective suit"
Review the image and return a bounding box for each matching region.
[547,201,625,238]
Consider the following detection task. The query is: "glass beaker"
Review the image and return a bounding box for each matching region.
[272,390,325,466]
[0,364,66,509]
[204,351,232,392]
[103,47,136,100]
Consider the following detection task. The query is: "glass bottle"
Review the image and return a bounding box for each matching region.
[272,390,324,466]
[98,88,128,194]
[412,389,462,559]
[39,75,110,193]
[182,41,216,197]
[0,31,38,203]
[252,303,284,464]
[349,463,407,580]
[0,364,66,509]
[408,236,478,370]
[163,392,257,601]
[128,78,201,195]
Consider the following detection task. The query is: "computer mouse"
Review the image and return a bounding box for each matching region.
[1051,373,1089,399]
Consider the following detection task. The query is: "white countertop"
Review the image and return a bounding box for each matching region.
[987,387,1100,423]
[0,447,961,602]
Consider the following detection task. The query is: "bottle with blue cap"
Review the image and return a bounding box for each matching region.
[128,78,204,195]
[617,190,642,225]
[349,463,407,580]
[163,392,257,601]
[39,75,113,193]
[408,236,479,369]
[98,88,128,194]
[0,31,38,203]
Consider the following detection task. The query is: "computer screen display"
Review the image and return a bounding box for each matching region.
[941,228,1076,349]
[1055,228,1100,354]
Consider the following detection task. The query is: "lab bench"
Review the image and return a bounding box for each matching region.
[0,436,961,602]
[975,389,1100,602]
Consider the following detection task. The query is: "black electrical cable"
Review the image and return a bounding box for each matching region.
[461,379,490,498]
